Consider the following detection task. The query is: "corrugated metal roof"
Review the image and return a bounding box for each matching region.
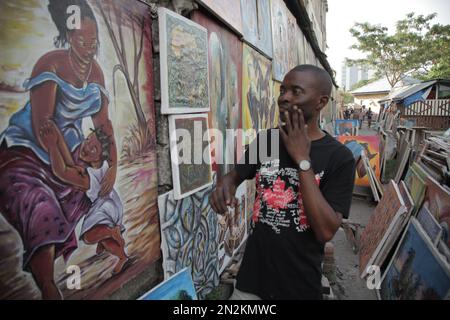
[350,76,420,95]
[379,80,437,103]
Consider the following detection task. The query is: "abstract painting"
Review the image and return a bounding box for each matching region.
[218,182,247,274]
[191,10,243,179]
[380,218,450,300]
[359,181,407,278]
[139,267,197,300]
[241,0,273,58]
[270,0,290,81]
[159,7,210,114]
[0,0,160,299]
[157,185,218,299]
[196,0,243,35]
[337,136,380,187]
[242,44,278,145]
[168,113,213,199]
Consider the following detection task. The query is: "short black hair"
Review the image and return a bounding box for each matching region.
[290,64,333,96]
[90,127,111,162]
[48,0,98,48]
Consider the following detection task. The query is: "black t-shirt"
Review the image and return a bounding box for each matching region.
[234,129,355,300]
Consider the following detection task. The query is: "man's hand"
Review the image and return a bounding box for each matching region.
[279,106,311,163]
[209,175,237,215]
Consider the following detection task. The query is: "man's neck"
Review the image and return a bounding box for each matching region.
[306,119,326,141]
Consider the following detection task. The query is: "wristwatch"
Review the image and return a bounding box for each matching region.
[298,159,312,172]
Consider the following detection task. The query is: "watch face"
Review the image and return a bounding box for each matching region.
[299,160,311,171]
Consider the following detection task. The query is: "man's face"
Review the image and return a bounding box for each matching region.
[278,70,324,124]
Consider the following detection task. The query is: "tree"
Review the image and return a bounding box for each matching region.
[348,13,450,87]
[338,90,354,104]
[350,77,379,91]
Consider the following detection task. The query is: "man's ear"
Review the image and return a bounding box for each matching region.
[317,96,330,111]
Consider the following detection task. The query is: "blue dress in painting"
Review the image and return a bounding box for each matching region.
[0,71,108,266]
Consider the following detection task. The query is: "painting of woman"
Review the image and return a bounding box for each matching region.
[0,0,116,299]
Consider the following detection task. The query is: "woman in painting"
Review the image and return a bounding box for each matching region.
[0,0,117,299]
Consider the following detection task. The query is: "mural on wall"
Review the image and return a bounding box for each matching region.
[242,44,279,145]
[218,182,247,274]
[270,0,289,81]
[337,136,380,188]
[380,218,450,300]
[157,186,219,298]
[168,114,213,199]
[241,0,273,59]
[0,0,159,299]
[159,7,210,114]
[139,267,198,300]
[191,10,243,179]
[196,0,243,36]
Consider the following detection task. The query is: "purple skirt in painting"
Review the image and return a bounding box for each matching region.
[0,142,91,267]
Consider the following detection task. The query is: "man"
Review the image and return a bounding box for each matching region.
[209,65,356,300]
[367,107,373,128]
[358,106,366,130]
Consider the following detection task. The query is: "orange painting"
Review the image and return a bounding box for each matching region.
[338,136,380,187]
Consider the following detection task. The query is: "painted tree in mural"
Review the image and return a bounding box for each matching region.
[93,0,155,160]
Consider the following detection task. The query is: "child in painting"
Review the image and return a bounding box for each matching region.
[40,120,128,274]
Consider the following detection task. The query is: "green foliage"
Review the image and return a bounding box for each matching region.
[338,90,354,104]
[348,13,450,87]
[350,77,380,91]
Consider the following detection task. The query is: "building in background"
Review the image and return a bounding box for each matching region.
[341,61,369,91]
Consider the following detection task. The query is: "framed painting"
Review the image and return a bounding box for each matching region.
[359,180,407,278]
[157,186,218,298]
[240,0,273,58]
[417,205,443,245]
[0,0,160,300]
[335,120,359,136]
[168,113,213,199]
[139,267,198,300]
[159,7,210,114]
[379,218,450,300]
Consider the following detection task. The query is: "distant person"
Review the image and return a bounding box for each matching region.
[358,107,366,130]
[367,108,373,128]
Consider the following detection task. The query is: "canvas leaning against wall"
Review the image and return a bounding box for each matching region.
[157,186,218,299]
[159,7,210,114]
[0,0,159,300]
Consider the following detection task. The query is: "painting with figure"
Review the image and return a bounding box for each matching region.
[380,218,450,300]
[191,10,242,179]
[0,0,159,299]
[270,0,290,81]
[157,187,218,298]
[218,182,247,274]
[168,114,213,199]
[241,0,273,59]
[159,7,209,114]
[242,44,276,145]
[196,0,243,36]
[337,136,380,188]
[139,267,197,300]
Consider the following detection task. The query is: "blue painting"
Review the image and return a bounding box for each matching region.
[335,119,359,136]
[380,218,450,300]
[417,205,443,244]
[139,267,198,300]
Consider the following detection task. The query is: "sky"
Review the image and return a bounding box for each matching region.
[326,0,450,87]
